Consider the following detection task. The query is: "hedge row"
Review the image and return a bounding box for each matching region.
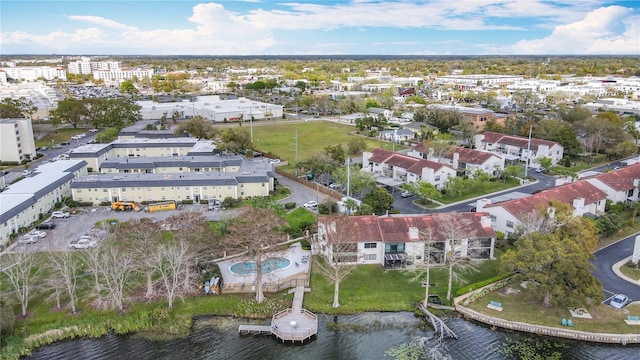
[455,273,514,297]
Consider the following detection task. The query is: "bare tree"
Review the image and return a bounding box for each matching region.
[84,243,135,312]
[153,240,191,309]
[1,249,41,317]
[315,215,360,308]
[433,214,478,301]
[113,218,163,299]
[47,250,82,314]
[226,207,286,303]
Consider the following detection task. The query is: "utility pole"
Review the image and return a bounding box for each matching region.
[250,105,253,143]
[295,130,298,177]
[524,124,532,178]
[346,157,351,199]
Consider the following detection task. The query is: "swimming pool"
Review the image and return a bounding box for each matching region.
[229,257,291,275]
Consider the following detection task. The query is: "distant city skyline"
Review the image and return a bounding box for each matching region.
[1,1,638,56]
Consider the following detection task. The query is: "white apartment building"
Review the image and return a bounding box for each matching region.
[0,160,88,247]
[0,66,66,82]
[67,57,121,75]
[474,131,564,168]
[93,68,154,81]
[0,118,37,162]
[408,144,505,177]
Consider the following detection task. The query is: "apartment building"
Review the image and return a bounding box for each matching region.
[408,144,505,177]
[316,213,496,268]
[476,180,606,238]
[584,164,640,204]
[71,157,274,205]
[474,131,564,168]
[0,160,88,247]
[0,66,66,82]
[0,118,37,162]
[362,148,456,189]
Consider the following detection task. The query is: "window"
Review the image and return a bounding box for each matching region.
[161,187,165,192]
[435,176,441,182]
[364,242,377,249]
[364,254,376,261]
[490,215,496,221]
[506,220,514,228]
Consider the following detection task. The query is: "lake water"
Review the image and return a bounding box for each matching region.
[25,312,639,359]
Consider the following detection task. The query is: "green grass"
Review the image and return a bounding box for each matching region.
[464,283,640,334]
[620,262,640,281]
[438,178,522,204]
[35,128,90,147]
[285,207,316,229]
[304,255,503,313]
[252,121,382,172]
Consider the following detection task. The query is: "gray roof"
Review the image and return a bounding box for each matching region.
[99,155,244,170]
[118,119,161,136]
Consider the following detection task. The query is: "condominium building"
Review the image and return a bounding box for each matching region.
[0,118,37,162]
[0,66,66,82]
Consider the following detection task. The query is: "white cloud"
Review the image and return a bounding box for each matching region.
[509,6,640,54]
[66,15,139,31]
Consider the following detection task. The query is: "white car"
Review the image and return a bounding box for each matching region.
[610,294,629,310]
[22,170,33,176]
[26,230,47,238]
[18,235,39,245]
[69,237,97,250]
[51,211,70,219]
[400,190,412,198]
[303,200,318,209]
[89,128,100,133]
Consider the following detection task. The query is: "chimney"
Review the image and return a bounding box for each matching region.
[476,198,491,212]
[452,152,459,168]
[634,178,640,188]
[408,226,420,240]
[481,215,492,228]
[572,197,585,211]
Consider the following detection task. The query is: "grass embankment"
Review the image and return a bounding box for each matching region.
[34,127,90,147]
[620,262,640,281]
[464,281,640,334]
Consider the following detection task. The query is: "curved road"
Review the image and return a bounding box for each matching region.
[593,234,640,302]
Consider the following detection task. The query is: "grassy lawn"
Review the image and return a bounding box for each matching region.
[438,178,522,204]
[464,282,640,334]
[35,128,90,147]
[304,255,503,314]
[620,262,640,281]
[251,121,382,172]
[285,207,316,229]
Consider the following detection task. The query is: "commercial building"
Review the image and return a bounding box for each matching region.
[0,118,37,162]
[0,160,88,247]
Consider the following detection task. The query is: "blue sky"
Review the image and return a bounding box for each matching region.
[1,1,638,55]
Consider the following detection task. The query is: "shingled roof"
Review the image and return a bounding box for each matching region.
[485,180,606,217]
[319,213,495,243]
[480,131,560,151]
[414,143,499,165]
[368,148,450,173]
[591,163,640,191]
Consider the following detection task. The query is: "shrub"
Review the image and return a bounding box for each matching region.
[180,199,194,205]
[456,273,513,297]
[99,201,111,206]
[284,202,296,209]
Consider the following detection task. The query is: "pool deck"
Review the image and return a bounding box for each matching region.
[239,285,318,343]
[218,243,311,292]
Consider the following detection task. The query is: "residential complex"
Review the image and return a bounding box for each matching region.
[474,131,564,168]
[0,160,88,247]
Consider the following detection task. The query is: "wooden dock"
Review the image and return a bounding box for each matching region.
[238,285,318,344]
[238,325,272,335]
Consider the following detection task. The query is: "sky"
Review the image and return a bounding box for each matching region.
[1,0,639,55]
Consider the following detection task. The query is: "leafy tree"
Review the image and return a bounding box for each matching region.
[559,106,592,123]
[96,127,119,143]
[86,98,142,129]
[405,181,442,204]
[536,157,552,170]
[119,80,137,94]
[225,207,286,303]
[49,98,87,128]
[501,202,603,307]
[426,108,461,133]
[217,128,252,154]
[346,137,366,155]
[0,97,37,118]
[501,165,522,182]
[332,165,377,197]
[315,215,360,308]
[300,153,339,178]
[613,140,638,158]
[324,144,346,165]
[362,187,394,215]
[173,116,218,139]
[421,136,455,161]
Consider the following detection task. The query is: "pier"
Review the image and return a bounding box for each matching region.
[238,285,318,343]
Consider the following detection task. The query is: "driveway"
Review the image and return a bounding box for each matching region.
[593,235,640,302]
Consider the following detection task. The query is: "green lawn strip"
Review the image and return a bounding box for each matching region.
[464,284,640,334]
[438,178,521,204]
[619,263,640,281]
[284,207,316,230]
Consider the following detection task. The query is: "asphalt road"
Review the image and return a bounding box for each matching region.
[593,234,640,302]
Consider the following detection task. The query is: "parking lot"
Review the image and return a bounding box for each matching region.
[4,204,241,254]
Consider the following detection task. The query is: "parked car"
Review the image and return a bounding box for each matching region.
[303,200,318,209]
[89,128,100,133]
[610,294,629,310]
[69,237,97,250]
[18,235,38,245]
[60,141,70,146]
[400,190,412,198]
[208,199,221,210]
[22,170,33,176]
[51,211,70,219]
[26,230,47,238]
[36,222,56,230]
